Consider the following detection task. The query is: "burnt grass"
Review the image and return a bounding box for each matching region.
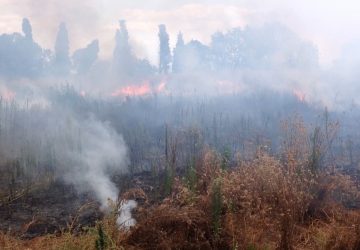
[0,181,102,239]
[2,164,360,248]
[0,171,160,240]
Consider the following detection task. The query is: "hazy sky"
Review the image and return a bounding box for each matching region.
[1,0,360,65]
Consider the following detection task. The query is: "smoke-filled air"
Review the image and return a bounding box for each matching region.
[1,1,360,249]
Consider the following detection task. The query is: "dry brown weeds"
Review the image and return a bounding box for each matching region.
[2,133,360,249]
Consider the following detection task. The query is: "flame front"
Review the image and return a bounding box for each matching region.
[111,80,167,97]
[112,82,151,97]
[293,89,306,102]
[157,81,166,92]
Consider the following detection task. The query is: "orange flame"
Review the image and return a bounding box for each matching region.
[112,82,151,97]
[157,81,166,92]
[111,80,167,97]
[293,90,306,102]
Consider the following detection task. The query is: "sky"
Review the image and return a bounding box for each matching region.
[1,0,360,66]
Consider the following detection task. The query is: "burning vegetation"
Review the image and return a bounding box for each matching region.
[1,2,360,250]
[1,91,360,249]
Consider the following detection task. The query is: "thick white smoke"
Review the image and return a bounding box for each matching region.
[56,116,129,209]
[52,114,137,227]
[117,200,137,229]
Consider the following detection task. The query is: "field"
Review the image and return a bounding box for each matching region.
[0,91,360,250]
[1,4,360,249]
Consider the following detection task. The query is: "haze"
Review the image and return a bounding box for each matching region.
[1,0,360,65]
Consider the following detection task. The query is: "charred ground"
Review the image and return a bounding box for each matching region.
[1,91,360,249]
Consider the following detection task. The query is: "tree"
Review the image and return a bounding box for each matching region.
[209,23,319,70]
[0,18,44,77]
[54,22,71,75]
[22,18,32,41]
[158,24,171,74]
[73,39,99,74]
[172,32,185,73]
[181,40,212,72]
[113,20,134,78]
[112,20,156,80]
[211,29,244,70]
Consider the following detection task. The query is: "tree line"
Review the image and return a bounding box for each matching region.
[0,19,319,79]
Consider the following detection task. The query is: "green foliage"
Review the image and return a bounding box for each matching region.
[164,164,174,196]
[221,147,231,170]
[246,244,257,250]
[185,161,197,192]
[95,224,107,250]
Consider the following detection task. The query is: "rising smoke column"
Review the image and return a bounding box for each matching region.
[53,114,129,209]
[54,114,137,226]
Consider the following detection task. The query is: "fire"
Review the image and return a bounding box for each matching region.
[111,82,151,97]
[111,80,167,97]
[293,89,306,102]
[157,81,166,92]
[1,88,15,101]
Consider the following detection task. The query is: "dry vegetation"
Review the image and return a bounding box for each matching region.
[2,157,360,250]
[2,116,360,250]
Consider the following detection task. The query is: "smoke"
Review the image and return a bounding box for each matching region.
[0,14,357,111]
[2,0,360,66]
[55,115,129,209]
[0,77,130,211]
[1,0,360,196]
[42,92,137,226]
[117,200,137,229]
[1,1,360,107]
[4,0,360,232]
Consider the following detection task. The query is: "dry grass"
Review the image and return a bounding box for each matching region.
[2,116,360,249]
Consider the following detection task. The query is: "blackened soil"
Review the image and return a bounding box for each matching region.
[0,171,166,240]
[0,181,102,239]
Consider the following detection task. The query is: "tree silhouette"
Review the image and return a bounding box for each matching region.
[22,18,32,41]
[172,32,185,73]
[158,24,171,74]
[73,39,99,74]
[54,22,71,75]
[113,20,135,79]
